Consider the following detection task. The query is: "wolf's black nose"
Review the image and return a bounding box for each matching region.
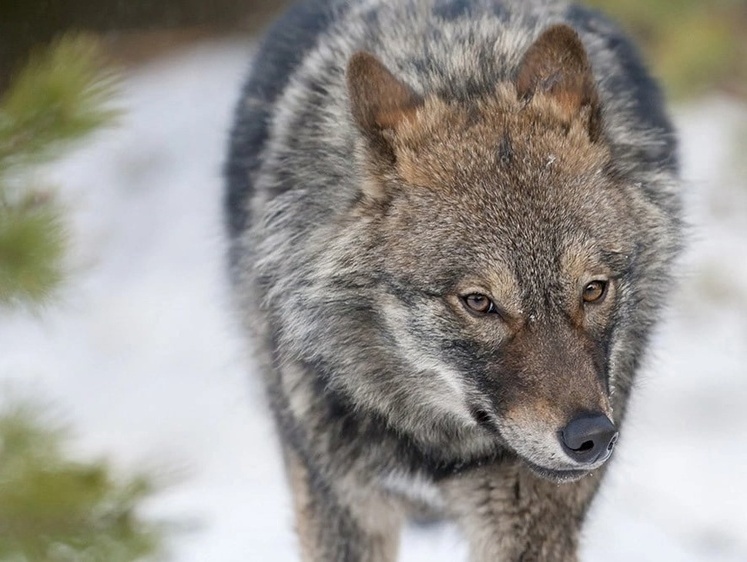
[560,414,618,464]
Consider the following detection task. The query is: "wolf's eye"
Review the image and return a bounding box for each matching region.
[582,280,608,303]
[462,294,496,314]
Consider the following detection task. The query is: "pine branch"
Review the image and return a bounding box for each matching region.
[0,34,120,173]
[0,192,66,306]
[0,398,168,561]
[0,34,119,308]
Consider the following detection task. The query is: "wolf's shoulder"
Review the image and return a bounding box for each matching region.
[225,0,349,240]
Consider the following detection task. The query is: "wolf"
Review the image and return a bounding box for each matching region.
[224,0,683,560]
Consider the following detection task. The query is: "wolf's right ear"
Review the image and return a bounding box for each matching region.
[347,52,423,144]
[515,24,602,140]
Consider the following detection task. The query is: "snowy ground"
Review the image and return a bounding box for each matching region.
[1,39,746,561]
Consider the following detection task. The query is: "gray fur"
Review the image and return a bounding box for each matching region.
[225,0,683,560]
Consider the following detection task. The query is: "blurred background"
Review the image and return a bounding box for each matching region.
[0,1,745,560]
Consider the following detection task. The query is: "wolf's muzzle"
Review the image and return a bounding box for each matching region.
[559,413,618,465]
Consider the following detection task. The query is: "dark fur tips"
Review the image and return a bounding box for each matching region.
[347,52,423,135]
[515,24,602,139]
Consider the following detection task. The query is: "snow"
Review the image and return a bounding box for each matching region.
[1,39,746,561]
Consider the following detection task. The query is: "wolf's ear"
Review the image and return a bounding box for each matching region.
[347,52,423,140]
[515,24,602,140]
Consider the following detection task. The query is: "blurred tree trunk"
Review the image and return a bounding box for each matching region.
[0,0,290,92]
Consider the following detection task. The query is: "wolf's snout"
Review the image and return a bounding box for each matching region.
[560,414,618,465]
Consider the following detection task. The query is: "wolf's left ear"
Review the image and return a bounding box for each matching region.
[347,52,423,145]
[515,24,602,140]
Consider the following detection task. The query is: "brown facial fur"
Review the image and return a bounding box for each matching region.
[350,43,632,460]
[500,319,612,425]
[391,86,609,191]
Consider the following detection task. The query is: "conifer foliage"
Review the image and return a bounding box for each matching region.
[0,35,118,306]
[0,399,167,561]
[0,37,168,560]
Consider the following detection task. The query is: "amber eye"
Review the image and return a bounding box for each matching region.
[582,280,608,303]
[463,294,496,314]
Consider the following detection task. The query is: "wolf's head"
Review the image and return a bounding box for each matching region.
[291,25,675,481]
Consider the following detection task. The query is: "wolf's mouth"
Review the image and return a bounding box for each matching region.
[521,459,594,483]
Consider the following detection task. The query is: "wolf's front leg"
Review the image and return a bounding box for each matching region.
[442,463,602,562]
[284,447,403,562]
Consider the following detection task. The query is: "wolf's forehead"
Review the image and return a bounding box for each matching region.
[392,91,611,192]
[424,179,611,254]
[422,196,626,282]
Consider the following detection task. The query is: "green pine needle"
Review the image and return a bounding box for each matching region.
[0,194,66,307]
[0,399,167,562]
[0,34,120,172]
[0,34,120,308]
